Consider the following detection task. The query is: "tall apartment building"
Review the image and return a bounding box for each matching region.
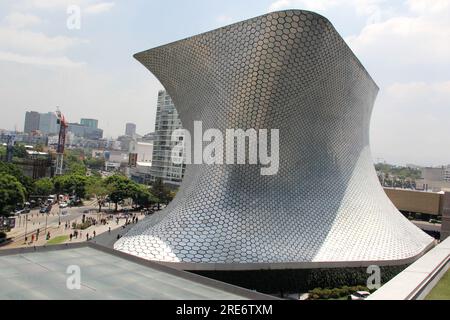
[150,90,185,186]
[38,112,59,135]
[24,111,41,133]
[125,123,136,137]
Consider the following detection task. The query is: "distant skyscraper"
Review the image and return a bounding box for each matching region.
[80,118,98,129]
[125,123,136,137]
[38,112,59,135]
[149,90,185,186]
[24,111,40,133]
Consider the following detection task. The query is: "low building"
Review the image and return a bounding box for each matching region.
[416,166,450,192]
[129,141,153,184]
[384,187,450,240]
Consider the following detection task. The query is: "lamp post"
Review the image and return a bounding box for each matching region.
[44,211,48,234]
[24,212,28,244]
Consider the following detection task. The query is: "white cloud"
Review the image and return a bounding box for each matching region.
[268,0,450,165]
[0,5,87,68]
[345,1,450,165]
[4,12,42,29]
[345,2,450,77]
[0,51,84,68]
[407,0,450,14]
[371,81,450,165]
[269,0,388,24]
[18,0,115,14]
[85,2,115,15]
[216,15,234,25]
[0,27,86,55]
[21,0,83,10]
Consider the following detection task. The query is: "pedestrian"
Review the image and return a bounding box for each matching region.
[70,233,73,241]
[31,234,35,243]
[47,232,50,240]
[108,227,111,233]
[93,230,96,237]
[86,233,89,241]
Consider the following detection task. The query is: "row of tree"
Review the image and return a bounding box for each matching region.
[0,160,175,216]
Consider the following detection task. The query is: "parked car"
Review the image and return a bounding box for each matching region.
[14,209,24,215]
[349,291,370,300]
[39,206,50,213]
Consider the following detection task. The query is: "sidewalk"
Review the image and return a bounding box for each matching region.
[2,211,146,249]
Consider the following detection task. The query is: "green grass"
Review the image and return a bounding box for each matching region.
[46,235,69,245]
[426,269,450,300]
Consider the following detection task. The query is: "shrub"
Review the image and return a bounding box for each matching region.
[73,221,92,230]
[308,285,371,300]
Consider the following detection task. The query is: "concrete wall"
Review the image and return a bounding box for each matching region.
[384,188,442,215]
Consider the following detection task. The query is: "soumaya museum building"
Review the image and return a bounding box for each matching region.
[114,10,435,291]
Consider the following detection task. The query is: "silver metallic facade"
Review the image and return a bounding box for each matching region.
[115,10,434,266]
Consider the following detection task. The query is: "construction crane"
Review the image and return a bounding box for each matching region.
[55,109,68,175]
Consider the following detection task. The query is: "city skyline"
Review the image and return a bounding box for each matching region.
[0,0,449,166]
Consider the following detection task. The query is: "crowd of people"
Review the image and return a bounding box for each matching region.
[24,210,145,245]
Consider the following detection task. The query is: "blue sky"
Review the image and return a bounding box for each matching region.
[0,0,449,165]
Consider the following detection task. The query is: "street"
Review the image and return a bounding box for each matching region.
[1,199,145,249]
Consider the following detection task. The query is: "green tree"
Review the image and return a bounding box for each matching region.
[132,184,157,209]
[34,178,54,197]
[85,157,105,170]
[0,174,26,216]
[0,162,33,198]
[151,178,174,210]
[104,174,136,211]
[13,144,27,158]
[86,177,111,212]
[52,174,88,199]
[68,162,87,175]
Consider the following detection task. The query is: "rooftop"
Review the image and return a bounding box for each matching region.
[0,243,273,300]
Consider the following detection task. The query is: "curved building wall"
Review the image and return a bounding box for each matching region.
[115,10,434,267]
